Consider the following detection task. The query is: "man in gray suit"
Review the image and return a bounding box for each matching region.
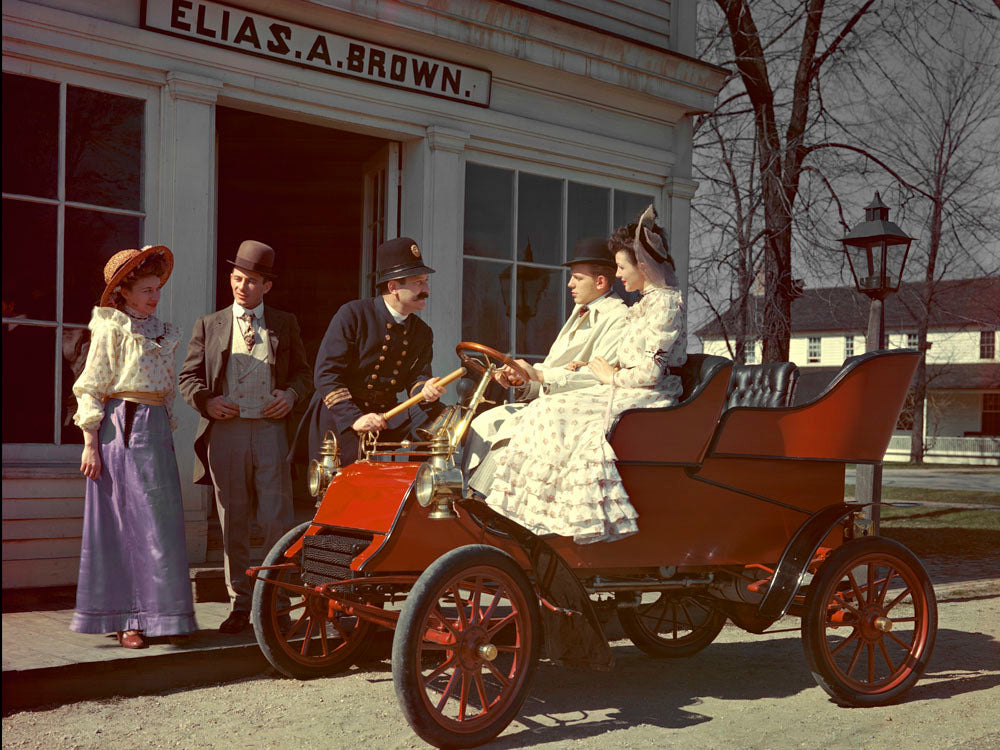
[179,241,312,634]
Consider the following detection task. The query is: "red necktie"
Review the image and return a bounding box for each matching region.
[578,306,590,318]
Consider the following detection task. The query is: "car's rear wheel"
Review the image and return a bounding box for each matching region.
[802,537,937,706]
[252,522,374,679]
[616,591,726,658]
[392,545,541,748]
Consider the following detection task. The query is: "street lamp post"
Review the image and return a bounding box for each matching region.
[840,192,914,535]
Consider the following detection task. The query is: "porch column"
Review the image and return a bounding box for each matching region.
[662,176,699,295]
[403,125,470,382]
[159,71,223,563]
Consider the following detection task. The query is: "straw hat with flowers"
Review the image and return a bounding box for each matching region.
[100,245,173,308]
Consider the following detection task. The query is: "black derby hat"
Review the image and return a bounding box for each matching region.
[375,237,436,285]
[228,240,277,278]
[563,236,616,268]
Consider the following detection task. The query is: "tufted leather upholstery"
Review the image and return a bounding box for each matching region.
[726,362,799,408]
[677,354,733,403]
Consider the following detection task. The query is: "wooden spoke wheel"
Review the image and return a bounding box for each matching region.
[455,342,532,402]
[616,591,727,658]
[252,522,374,679]
[802,537,937,706]
[392,545,541,749]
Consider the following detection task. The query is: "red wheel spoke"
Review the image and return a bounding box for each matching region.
[878,637,896,674]
[678,600,695,629]
[422,652,457,684]
[832,592,862,617]
[867,643,875,683]
[328,615,349,640]
[452,586,469,629]
[891,616,917,624]
[876,570,895,606]
[829,628,860,656]
[886,630,915,650]
[300,619,314,656]
[434,667,460,712]
[429,605,461,638]
[277,601,305,617]
[473,672,490,712]
[884,586,913,613]
[847,571,866,608]
[458,670,470,721]
[486,610,517,639]
[484,657,512,687]
[471,576,484,624]
[845,637,864,678]
[285,611,308,639]
[479,583,506,629]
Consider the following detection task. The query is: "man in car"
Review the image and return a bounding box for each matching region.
[465,233,629,494]
[293,237,446,468]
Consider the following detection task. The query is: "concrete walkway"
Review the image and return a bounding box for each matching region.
[846,466,1000,492]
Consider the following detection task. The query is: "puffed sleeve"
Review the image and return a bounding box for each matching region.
[72,315,121,431]
[612,290,685,389]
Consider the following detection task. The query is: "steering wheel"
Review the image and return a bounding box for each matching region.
[455,342,533,402]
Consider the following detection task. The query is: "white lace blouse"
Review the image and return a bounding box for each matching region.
[72,306,181,431]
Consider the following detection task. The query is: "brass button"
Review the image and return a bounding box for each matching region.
[385,334,391,341]
[393,369,399,375]
[401,350,407,356]
[382,345,388,351]
[390,379,397,385]
[379,355,385,361]
[403,340,409,345]
[371,373,377,379]
[367,384,374,390]
[386,323,392,330]
[374,364,381,371]
[395,360,402,366]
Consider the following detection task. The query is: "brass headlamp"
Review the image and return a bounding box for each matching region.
[413,431,463,519]
[308,430,342,498]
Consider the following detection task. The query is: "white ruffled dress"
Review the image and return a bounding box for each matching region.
[485,286,687,544]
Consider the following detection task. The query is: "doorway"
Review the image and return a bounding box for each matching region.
[215,107,393,365]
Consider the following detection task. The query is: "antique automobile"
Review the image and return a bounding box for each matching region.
[248,342,937,748]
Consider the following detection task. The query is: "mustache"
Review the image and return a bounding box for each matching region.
[417,292,429,299]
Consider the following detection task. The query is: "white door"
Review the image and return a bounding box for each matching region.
[361,142,401,297]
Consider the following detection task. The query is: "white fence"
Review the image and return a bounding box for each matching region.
[885,435,1000,465]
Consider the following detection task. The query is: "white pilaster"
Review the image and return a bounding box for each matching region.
[159,71,224,563]
[663,176,699,297]
[405,125,470,385]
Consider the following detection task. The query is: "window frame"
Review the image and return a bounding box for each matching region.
[980,330,996,360]
[2,62,161,461]
[461,157,655,360]
[906,332,919,349]
[807,336,821,364]
[844,334,854,359]
[983,393,1000,436]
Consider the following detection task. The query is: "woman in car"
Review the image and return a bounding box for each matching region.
[71,246,197,648]
[485,205,686,544]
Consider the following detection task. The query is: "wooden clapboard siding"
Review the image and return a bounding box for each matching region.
[510,0,673,50]
[2,475,86,588]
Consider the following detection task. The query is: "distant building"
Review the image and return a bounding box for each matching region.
[696,277,1000,464]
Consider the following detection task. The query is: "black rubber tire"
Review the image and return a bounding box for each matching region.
[392,545,541,749]
[802,536,937,707]
[616,591,727,658]
[252,521,374,679]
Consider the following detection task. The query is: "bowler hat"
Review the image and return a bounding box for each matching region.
[227,240,276,278]
[563,236,616,268]
[375,237,435,285]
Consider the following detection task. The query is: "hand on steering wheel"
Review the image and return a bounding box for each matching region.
[455,342,533,402]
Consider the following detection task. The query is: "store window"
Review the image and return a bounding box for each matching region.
[2,72,145,445]
[980,331,996,360]
[983,393,1000,435]
[845,335,854,359]
[906,333,919,349]
[807,336,821,363]
[462,162,651,358]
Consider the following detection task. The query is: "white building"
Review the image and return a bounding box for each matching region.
[697,278,1000,465]
[1,0,726,588]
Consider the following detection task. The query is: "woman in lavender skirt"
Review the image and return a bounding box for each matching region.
[71,245,196,648]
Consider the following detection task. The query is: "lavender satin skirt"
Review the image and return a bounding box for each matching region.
[71,399,197,636]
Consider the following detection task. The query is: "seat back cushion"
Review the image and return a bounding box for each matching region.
[727,362,800,408]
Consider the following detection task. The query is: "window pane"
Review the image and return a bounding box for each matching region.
[2,324,55,443]
[463,259,510,352]
[517,173,562,264]
[60,327,90,444]
[66,86,143,210]
[567,182,609,256]
[2,73,59,199]
[63,207,143,324]
[464,164,512,260]
[614,190,654,229]
[2,199,58,321]
[516,267,564,358]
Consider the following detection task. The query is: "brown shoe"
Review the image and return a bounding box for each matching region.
[219,610,250,634]
[117,630,147,649]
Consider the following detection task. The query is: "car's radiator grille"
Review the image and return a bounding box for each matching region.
[301,531,373,587]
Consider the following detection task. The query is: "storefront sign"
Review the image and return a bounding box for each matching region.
[142,0,491,106]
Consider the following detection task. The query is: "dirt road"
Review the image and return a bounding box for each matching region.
[4,591,998,750]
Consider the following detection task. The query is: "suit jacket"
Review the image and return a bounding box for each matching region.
[526,290,628,398]
[179,304,312,485]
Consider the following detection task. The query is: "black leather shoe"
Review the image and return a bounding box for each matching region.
[219,610,250,634]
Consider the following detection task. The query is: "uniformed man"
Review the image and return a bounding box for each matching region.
[294,237,445,467]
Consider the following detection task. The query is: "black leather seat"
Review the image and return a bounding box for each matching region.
[726,362,799,408]
[677,354,732,403]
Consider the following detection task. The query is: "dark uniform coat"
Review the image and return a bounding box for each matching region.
[293,296,441,466]
[179,305,312,485]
